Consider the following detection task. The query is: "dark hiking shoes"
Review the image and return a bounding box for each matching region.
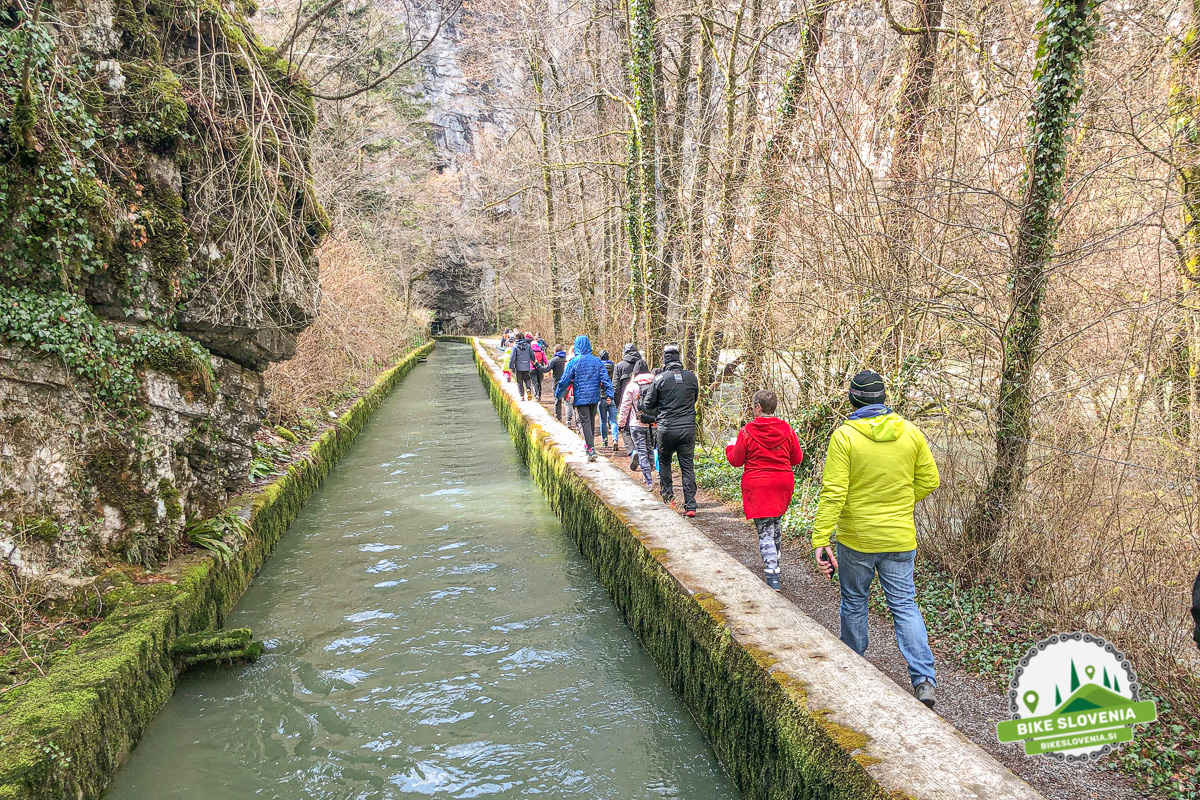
[630,452,640,471]
[914,681,936,708]
[586,447,597,462]
[765,572,781,591]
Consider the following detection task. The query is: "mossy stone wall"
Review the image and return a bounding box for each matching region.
[0,341,433,800]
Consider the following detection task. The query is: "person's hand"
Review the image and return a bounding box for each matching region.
[727,436,737,447]
[814,546,838,577]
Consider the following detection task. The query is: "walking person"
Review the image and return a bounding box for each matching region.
[597,350,616,449]
[555,335,615,461]
[545,345,569,420]
[640,343,699,516]
[500,335,515,383]
[617,364,656,488]
[529,336,549,401]
[612,344,648,451]
[508,333,537,400]
[725,390,803,590]
[811,370,941,707]
[1192,569,1199,649]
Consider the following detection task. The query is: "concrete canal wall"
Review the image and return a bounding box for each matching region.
[463,335,1046,800]
[0,342,434,800]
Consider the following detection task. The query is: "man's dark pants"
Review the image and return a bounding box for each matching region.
[658,427,697,511]
[576,403,600,449]
[515,370,534,398]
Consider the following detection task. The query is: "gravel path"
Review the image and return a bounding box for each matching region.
[523,383,1148,800]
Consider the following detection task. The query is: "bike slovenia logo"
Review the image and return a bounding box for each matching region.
[996,632,1157,762]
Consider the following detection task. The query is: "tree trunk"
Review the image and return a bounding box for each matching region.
[885,0,944,261]
[681,0,717,369]
[531,53,562,341]
[627,0,658,347]
[963,0,1099,567]
[1168,0,1200,507]
[650,14,694,357]
[739,10,827,406]
[695,0,763,419]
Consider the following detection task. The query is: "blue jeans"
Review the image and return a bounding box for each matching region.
[836,543,936,688]
[597,398,614,442]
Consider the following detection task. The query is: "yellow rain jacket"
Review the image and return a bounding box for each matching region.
[811,411,940,553]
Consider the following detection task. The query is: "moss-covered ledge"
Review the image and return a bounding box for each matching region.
[467,337,1044,800]
[0,340,435,800]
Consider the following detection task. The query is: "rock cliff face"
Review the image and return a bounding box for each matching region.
[411,9,513,333]
[0,0,324,582]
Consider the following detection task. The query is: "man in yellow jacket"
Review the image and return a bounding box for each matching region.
[812,370,941,708]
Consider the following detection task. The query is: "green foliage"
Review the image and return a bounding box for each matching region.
[118,61,190,150]
[184,513,250,564]
[0,287,215,410]
[0,8,111,286]
[1111,690,1200,799]
[249,440,287,480]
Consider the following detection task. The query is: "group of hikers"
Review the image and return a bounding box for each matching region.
[497,328,1200,708]
[500,330,702,515]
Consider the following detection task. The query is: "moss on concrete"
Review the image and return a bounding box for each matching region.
[0,341,433,800]
[465,336,892,800]
[171,627,262,669]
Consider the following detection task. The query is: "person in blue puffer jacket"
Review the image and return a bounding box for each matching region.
[555,335,614,461]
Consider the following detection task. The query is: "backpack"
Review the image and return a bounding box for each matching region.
[636,383,656,425]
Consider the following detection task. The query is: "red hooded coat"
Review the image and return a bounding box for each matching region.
[725,416,804,519]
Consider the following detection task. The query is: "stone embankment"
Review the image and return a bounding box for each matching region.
[461,335,1046,800]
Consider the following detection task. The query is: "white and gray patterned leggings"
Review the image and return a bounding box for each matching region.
[753,517,783,574]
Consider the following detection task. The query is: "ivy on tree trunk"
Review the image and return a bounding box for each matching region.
[963,0,1100,569]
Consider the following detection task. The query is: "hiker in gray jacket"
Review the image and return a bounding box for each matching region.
[509,335,536,401]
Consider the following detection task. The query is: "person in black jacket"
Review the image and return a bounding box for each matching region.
[544,345,569,420]
[1192,569,1199,649]
[613,344,649,451]
[640,343,699,516]
[509,335,536,401]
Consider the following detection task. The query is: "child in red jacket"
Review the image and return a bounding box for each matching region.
[725,389,803,590]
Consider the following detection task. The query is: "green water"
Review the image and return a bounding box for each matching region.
[106,343,737,800]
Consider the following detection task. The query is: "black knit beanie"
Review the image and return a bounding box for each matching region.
[848,370,886,408]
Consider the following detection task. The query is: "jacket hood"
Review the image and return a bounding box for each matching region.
[554,350,566,357]
[845,411,905,442]
[513,338,530,350]
[622,349,643,364]
[573,335,593,356]
[634,373,653,386]
[744,416,793,449]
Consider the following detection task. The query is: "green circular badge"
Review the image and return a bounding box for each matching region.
[996,632,1157,763]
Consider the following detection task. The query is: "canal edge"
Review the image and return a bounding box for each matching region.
[0,341,436,800]
[462,335,1048,800]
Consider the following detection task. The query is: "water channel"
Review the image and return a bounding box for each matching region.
[106,343,737,799]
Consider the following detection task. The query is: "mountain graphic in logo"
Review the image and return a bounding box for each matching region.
[1054,684,1130,715]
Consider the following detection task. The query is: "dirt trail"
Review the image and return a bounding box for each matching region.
[518,377,1148,800]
